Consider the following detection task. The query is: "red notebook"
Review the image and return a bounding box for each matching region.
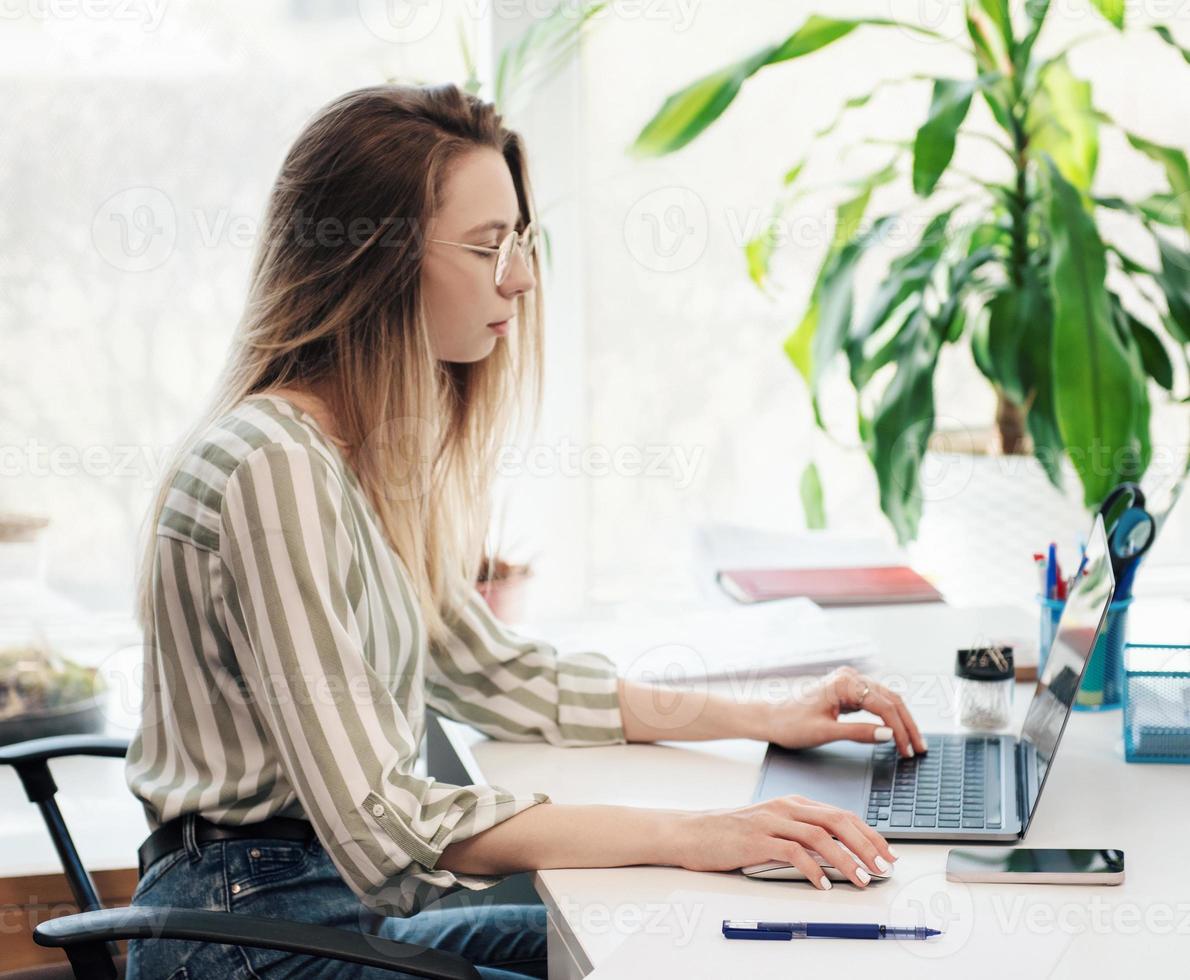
[717,566,944,606]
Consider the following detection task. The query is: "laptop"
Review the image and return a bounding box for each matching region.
[752,514,1116,842]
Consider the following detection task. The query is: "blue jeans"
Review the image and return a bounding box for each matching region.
[125,820,547,979]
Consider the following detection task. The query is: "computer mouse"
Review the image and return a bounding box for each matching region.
[742,850,892,883]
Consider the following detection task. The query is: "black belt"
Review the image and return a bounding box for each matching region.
[137,814,317,878]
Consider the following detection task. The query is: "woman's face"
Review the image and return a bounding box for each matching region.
[421,147,537,363]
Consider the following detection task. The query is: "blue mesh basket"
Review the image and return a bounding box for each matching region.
[1123,645,1190,764]
[1037,595,1132,711]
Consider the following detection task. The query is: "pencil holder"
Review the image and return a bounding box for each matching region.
[1036,594,1132,711]
[1123,645,1190,763]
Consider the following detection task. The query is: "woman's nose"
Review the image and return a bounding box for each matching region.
[498,245,536,298]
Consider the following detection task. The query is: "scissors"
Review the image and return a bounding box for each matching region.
[1097,481,1146,540]
[1109,505,1156,597]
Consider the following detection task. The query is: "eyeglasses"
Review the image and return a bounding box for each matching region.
[429,222,538,287]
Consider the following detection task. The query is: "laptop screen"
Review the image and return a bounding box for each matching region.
[1017,514,1115,831]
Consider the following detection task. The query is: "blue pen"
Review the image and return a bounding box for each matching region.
[722,919,942,941]
[1045,542,1058,600]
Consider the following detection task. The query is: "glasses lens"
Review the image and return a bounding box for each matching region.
[495,231,516,286]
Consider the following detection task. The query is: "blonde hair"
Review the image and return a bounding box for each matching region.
[135,83,544,644]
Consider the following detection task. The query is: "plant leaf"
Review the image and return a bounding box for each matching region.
[631,16,938,156]
[1027,56,1099,191]
[1016,0,1052,75]
[1153,24,1190,65]
[1046,164,1148,506]
[1016,278,1064,486]
[1153,234,1190,345]
[912,78,977,196]
[1088,0,1125,29]
[1125,310,1175,391]
[1124,131,1190,234]
[800,462,827,529]
[867,308,942,544]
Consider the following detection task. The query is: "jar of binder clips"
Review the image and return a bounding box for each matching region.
[955,646,1014,731]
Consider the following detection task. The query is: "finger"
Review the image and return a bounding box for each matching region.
[883,688,927,754]
[784,822,872,888]
[819,721,896,745]
[775,840,834,891]
[830,812,896,874]
[859,690,914,756]
[794,802,898,873]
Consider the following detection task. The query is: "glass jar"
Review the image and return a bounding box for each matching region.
[955,646,1014,731]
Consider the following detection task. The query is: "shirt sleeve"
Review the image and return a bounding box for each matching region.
[218,442,548,917]
[425,583,626,747]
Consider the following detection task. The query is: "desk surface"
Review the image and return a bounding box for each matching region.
[442,600,1190,978]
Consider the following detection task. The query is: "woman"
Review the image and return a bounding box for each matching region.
[124,83,926,979]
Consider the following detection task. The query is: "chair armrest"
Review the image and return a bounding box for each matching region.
[34,906,481,980]
[0,734,130,766]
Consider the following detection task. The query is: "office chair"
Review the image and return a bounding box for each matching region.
[1,734,481,979]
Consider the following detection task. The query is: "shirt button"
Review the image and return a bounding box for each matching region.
[230,883,241,894]
[371,804,385,817]
[249,848,261,859]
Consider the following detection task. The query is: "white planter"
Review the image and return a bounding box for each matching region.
[907,451,1091,608]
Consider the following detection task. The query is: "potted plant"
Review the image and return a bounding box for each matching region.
[631,2,1190,544]
[0,637,107,746]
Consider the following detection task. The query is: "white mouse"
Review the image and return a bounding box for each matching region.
[742,850,892,883]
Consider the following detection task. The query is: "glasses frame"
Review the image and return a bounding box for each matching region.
[430,221,537,286]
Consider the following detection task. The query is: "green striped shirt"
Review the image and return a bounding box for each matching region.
[125,394,625,916]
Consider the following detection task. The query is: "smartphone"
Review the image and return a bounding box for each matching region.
[946,847,1125,885]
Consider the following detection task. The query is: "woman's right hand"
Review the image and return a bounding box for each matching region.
[673,795,898,890]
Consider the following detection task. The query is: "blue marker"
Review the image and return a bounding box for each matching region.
[1045,542,1058,600]
[722,920,942,941]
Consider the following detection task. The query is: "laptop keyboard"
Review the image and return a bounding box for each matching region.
[864,735,1002,830]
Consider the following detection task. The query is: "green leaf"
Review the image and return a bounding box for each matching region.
[493,2,606,110]
[810,215,900,386]
[630,52,772,158]
[799,462,827,529]
[1153,24,1190,65]
[1124,131,1190,234]
[1046,164,1148,506]
[1027,56,1099,191]
[974,0,1014,48]
[1088,0,1125,29]
[1016,280,1064,486]
[912,78,977,196]
[984,289,1031,402]
[1126,312,1175,391]
[1153,234,1190,345]
[631,16,938,156]
[867,308,943,543]
[1016,0,1052,75]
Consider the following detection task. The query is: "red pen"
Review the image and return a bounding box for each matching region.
[1055,555,1066,600]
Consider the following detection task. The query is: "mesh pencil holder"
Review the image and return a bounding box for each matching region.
[1037,594,1133,711]
[1123,645,1190,764]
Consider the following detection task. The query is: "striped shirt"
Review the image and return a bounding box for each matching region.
[125,394,625,916]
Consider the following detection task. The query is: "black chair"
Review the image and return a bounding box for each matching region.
[1,734,481,979]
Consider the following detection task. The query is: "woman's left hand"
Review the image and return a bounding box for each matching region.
[762,666,927,758]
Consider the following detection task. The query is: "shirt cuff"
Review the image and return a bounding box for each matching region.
[554,651,627,747]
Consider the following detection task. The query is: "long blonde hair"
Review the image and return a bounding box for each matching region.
[135,83,544,644]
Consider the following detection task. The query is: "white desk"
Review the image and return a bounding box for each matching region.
[439,601,1190,979]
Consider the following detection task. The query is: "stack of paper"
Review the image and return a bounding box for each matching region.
[532,597,875,682]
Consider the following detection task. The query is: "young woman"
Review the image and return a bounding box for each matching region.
[124,83,926,979]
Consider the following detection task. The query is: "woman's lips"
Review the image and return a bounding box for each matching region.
[487,319,510,336]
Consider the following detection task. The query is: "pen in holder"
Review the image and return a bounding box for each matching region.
[1037,594,1133,710]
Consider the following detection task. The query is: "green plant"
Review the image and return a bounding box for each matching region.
[631,3,1190,543]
